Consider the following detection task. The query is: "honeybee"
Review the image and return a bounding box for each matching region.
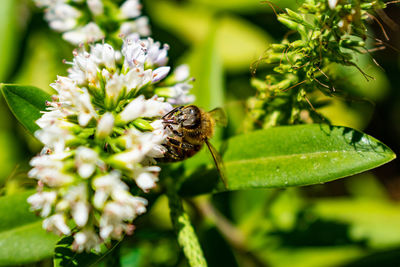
[160,105,228,186]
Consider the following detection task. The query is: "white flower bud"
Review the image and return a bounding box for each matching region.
[135,172,157,191]
[75,147,98,178]
[120,17,151,37]
[151,66,170,83]
[97,113,115,139]
[118,95,146,123]
[45,3,80,32]
[174,64,190,82]
[73,229,101,253]
[120,0,141,19]
[87,0,104,16]
[63,22,104,45]
[329,0,339,9]
[27,191,57,217]
[91,44,116,70]
[72,202,89,227]
[43,214,71,235]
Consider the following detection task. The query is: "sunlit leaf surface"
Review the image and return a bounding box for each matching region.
[1,84,51,135]
[179,124,396,195]
[0,191,58,265]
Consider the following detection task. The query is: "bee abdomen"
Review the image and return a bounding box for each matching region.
[159,142,203,162]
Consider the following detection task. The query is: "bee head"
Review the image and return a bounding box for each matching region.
[180,105,201,129]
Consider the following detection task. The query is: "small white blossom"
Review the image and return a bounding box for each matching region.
[105,74,125,106]
[134,166,161,192]
[120,0,142,19]
[174,65,190,82]
[92,171,127,209]
[329,0,339,9]
[75,147,99,178]
[45,3,81,32]
[64,184,90,227]
[91,44,117,70]
[120,17,151,37]
[122,36,147,68]
[142,38,169,67]
[35,125,71,154]
[27,191,57,217]
[97,113,115,138]
[73,229,102,253]
[152,66,171,83]
[87,0,104,16]
[43,214,71,235]
[118,95,146,123]
[63,22,105,45]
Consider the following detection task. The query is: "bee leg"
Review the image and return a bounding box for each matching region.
[162,106,184,119]
[164,124,183,137]
[180,141,199,150]
[162,119,179,124]
[166,137,182,147]
[163,144,181,160]
[167,137,199,150]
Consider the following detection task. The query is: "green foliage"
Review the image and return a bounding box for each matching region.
[0,0,20,82]
[1,84,52,135]
[179,124,395,195]
[0,191,59,265]
[246,0,387,130]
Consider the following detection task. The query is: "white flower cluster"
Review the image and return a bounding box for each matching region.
[27,35,194,252]
[34,0,150,45]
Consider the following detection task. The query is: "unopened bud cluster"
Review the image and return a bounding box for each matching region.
[27,34,194,252]
[34,0,150,45]
[245,0,386,130]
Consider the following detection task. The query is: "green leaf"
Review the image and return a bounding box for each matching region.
[0,0,20,82]
[312,198,400,248]
[0,191,59,265]
[1,84,51,135]
[54,236,106,267]
[179,124,396,195]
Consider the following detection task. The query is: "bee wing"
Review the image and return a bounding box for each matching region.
[205,139,228,188]
[208,107,227,127]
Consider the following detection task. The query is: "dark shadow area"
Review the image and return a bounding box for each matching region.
[341,247,400,267]
[269,211,367,248]
[54,236,104,267]
[200,227,239,267]
[178,166,221,197]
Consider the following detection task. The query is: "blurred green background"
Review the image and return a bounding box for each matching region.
[1,0,400,266]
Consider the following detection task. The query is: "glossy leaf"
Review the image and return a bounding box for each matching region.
[179,124,396,195]
[1,84,51,135]
[0,191,59,265]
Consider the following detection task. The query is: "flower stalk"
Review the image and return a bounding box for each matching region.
[166,178,208,267]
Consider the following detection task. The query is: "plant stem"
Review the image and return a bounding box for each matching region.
[166,179,208,267]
